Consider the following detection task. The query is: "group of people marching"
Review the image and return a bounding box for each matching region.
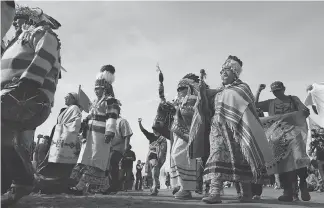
[138,58,324,204]
[1,1,324,208]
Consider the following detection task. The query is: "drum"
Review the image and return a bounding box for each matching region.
[1,86,51,130]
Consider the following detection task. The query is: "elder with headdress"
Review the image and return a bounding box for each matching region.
[1,4,62,207]
[156,73,201,199]
[189,56,275,204]
[69,65,119,195]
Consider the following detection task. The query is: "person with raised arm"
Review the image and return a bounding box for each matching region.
[255,81,311,202]
[138,118,167,196]
[189,56,274,204]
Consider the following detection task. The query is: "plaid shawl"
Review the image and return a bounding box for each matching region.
[189,79,270,181]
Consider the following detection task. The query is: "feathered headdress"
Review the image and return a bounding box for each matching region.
[95,65,116,97]
[176,73,200,97]
[96,65,116,85]
[15,4,61,29]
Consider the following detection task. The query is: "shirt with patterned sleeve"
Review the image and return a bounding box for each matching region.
[1,25,61,106]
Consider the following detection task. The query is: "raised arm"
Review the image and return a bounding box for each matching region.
[255,84,271,112]
[138,118,156,142]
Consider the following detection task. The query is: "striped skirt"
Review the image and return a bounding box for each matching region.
[70,163,110,192]
[170,134,197,191]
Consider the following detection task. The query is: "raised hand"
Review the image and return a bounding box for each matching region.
[306,85,313,92]
[258,84,266,92]
[138,118,142,122]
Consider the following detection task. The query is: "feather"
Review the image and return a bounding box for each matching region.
[96,71,115,84]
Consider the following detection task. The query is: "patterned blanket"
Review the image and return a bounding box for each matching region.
[260,111,310,173]
[190,79,274,181]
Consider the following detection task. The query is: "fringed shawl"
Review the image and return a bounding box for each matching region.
[189,79,269,181]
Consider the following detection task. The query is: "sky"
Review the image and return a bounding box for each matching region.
[6,0,324,173]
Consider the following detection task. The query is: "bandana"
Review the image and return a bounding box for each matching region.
[221,58,242,78]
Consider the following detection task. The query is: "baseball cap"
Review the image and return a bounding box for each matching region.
[270,81,285,92]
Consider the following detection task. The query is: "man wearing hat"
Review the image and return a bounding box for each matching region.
[256,81,311,202]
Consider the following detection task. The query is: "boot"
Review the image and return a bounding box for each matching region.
[240,183,253,203]
[299,180,311,201]
[278,172,294,202]
[149,187,158,196]
[278,183,293,202]
[174,189,192,200]
[202,194,222,204]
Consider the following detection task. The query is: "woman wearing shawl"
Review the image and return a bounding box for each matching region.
[256,81,311,202]
[69,65,119,195]
[166,73,201,200]
[36,92,82,194]
[190,56,274,204]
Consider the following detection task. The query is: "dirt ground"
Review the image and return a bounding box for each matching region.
[12,187,324,208]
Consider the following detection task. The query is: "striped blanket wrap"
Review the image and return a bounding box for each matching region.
[189,80,274,182]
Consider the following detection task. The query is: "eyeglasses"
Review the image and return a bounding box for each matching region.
[220,67,232,75]
[177,86,187,92]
